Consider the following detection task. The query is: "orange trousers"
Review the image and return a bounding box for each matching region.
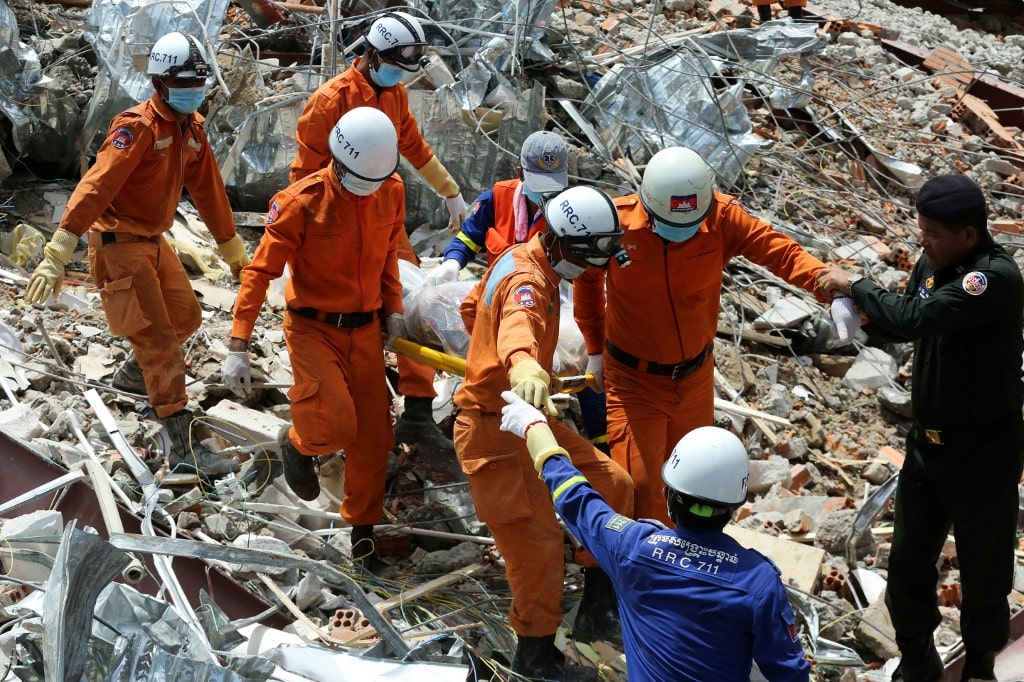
[604,352,715,524]
[396,231,437,399]
[454,412,634,637]
[284,312,394,526]
[88,233,201,418]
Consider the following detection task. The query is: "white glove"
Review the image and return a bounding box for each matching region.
[426,259,461,286]
[585,353,605,392]
[445,194,470,233]
[500,390,548,439]
[385,312,407,349]
[829,296,861,347]
[223,351,252,398]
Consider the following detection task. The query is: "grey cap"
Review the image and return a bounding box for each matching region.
[520,131,569,194]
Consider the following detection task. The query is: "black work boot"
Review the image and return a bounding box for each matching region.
[892,635,944,682]
[757,4,772,22]
[511,634,601,681]
[350,524,393,577]
[960,650,997,681]
[572,567,623,647]
[393,396,454,452]
[162,409,237,477]
[278,426,320,501]
[111,352,146,394]
[788,5,804,20]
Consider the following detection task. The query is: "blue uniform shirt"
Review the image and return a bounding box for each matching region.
[442,188,545,267]
[541,456,810,682]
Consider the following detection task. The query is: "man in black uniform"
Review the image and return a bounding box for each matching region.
[818,174,1024,682]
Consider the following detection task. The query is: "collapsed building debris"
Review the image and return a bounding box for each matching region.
[1,0,1024,678]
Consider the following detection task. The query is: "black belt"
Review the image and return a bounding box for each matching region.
[606,341,713,380]
[917,412,1023,446]
[92,231,158,246]
[287,306,379,329]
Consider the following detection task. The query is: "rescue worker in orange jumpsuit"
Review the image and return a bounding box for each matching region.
[428,131,611,453]
[754,0,805,22]
[455,186,635,680]
[24,32,250,476]
[574,147,843,524]
[224,108,405,570]
[291,11,467,453]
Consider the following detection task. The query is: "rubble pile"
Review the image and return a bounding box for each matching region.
[0,0,1023,679]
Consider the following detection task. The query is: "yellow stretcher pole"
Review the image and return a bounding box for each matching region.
[391,338,595,394]
[392,338,467,376]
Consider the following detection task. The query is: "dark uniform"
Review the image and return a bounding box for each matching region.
[538,454,809,681]
[849,234,1024,659]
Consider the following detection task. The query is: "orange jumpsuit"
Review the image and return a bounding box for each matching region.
[232,167,405,526]
[290,58,444,401]
[59,93,237,418]
[454,235,634,637]
[574,192,828,523]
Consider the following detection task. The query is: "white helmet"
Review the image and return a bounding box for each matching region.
[544,186,622,266]
[328,107,399,181]
[640,147,715,228]
[365,11,427,71]
[147,32,211,79]
[662,426,749,508]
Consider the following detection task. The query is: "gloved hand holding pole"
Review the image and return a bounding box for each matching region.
[508,358,558,416]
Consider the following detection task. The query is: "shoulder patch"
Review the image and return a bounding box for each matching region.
[604,514,633,532]
[962,271,988,296]
[111,127,134,149]
[513,285,536,307]
[266,201,280,225]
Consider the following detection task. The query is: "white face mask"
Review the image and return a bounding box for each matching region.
[553,259,587,281]
[335,163,383,196]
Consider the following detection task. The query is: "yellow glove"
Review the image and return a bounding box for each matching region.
[24,228,80,305]
[217,234,250,280]
[508,358,557,416]
[416,156,459,199]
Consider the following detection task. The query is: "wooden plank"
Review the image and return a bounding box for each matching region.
[716,323,790,348]
[724,525,825,592]
[374,562,488,612]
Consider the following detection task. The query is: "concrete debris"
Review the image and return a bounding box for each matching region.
[1,0,1023,678]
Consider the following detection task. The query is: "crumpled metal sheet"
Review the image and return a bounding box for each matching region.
[0,0,81,169]
[79,0,230,155]
[87,584,273,682]
[584,48,763,185]
[211,93,307,212]
[584,24,826,186]
[404,82,545,229]
[262,644,468,681]
[695,20,825,62]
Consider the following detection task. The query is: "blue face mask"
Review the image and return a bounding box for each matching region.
[653,219,700,243]
[166,86,206,114]
[370,61,405,87]
[522,185,545,207]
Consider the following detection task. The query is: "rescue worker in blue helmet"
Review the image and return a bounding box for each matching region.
[499,390,811,681]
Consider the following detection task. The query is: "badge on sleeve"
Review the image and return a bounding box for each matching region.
[513,285,536,307]
[111,127,134,149]
[266,201,280,225]
[604,514,632,532]
[962,271,988,296]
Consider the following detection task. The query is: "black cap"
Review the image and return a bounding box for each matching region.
[915,174,986,227]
